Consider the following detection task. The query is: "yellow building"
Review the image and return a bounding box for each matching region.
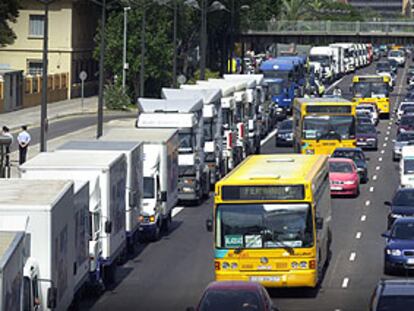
[0,0,99,98]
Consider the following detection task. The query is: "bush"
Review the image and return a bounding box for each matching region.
[104,83,131,110]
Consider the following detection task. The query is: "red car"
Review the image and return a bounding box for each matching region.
[187,281,279,311]
[329,158,360,197]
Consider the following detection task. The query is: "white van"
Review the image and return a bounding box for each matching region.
[401,145,414,188]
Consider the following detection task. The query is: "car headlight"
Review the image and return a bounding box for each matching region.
[390,213,403,219]
[367,138,376,141]
[357,167,364,172]
[182,187,194,193]
[344,180,356,185]
[386,249,402,256]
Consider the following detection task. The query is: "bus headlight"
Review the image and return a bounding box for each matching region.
[291,261,299,269]
[300,261,308,269]
[222,262,230,270]
[231,263,238,270]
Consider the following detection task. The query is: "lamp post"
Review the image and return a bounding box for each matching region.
[172,0,178,87]
[122,6,131,91]
[140,5,146,97]
[97,0,106,138]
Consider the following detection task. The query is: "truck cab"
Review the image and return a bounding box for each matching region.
[309,46,334,83]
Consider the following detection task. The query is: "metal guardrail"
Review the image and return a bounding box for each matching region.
[243,21,414,36]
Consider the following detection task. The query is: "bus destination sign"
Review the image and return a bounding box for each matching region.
[221,185,305,201]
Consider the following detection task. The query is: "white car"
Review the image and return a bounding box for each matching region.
[357,104,379,125]
[397,102,414,122]
[388,50,406,67]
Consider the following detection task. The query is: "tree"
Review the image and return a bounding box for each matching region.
[0,0,20,46]
[279,0,309,21]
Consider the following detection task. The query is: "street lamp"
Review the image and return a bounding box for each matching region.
[122,6,131,91]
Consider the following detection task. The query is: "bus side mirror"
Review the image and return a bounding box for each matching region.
[316,217,324,230]
[105,220,112,234]
[160,191,167,202]
[206,219,213,232]
[47,287,57,309]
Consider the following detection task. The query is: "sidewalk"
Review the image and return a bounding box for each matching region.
[0,96,98,132]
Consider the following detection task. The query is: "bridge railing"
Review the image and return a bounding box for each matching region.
[243,20,414,35]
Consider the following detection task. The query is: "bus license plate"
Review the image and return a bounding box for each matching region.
[250,276,280,283]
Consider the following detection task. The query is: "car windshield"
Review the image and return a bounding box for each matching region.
[199,290,264,311]
[377,296,414,310]
[391,221,414,239]
[393,190,414,206]
[268,82,283,96]
[401,116,414,126]
[279,120,292,130]
[329,161,353,173]
[143,177,155,199]
[390,50,403,57]
[216,203,314,249]
[404,159,414,175]
[333,150,364,161]
[358,106,374,112]
[357,124,376,134]
[302,116,356,140]
[397,132,414,142]
[376,63,391,71]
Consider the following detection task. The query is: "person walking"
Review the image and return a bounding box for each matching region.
[1,126,13,154]
[17,125,31,165]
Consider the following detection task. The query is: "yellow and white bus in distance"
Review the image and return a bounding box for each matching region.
[293,98,357,155]
[208,154,331,288]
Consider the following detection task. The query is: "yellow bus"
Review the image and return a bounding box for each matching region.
[208,154,331,288]
[293,98,357,155]
[352,75,391,118]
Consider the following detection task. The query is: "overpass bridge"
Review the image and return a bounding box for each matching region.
[241,20,414,49]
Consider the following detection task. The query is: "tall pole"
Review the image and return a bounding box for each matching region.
[172,0,178,87]
[200,0,207,80]
[122,7,130,91]
[140,6,146,97]
[40,1,49,152]
[228,0,234,74]
[97,0,106,138]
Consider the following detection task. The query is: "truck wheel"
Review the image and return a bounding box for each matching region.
[152,223,161,241]
[103,264,116,286]
[162,212,172,233]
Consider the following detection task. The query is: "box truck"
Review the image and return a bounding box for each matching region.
[102,127,179,241]
[0,180,77,311]
[20,152,127,286]
[56,140,143,251]
[401,145,414,188]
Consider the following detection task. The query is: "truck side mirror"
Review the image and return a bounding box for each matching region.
[160,191,167,202]
[384,201,391,206]
[47,287,57,309]
[206,219,213,232]
[129,191,137,208]
[316,217,324,230]
[104,220,112,234]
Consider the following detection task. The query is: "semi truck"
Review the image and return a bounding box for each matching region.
[19,152,128,286]
[102,127,179,241]
[137,98,209,205]
[56,140,143,251]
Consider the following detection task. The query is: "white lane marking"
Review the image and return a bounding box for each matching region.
[376,166,380,170]
[387,126,391,130]
[383,143,387,147]
[326,76,345,92]
[365,200,371,206]
[260,128,277,147]
[356,232,362,239]
[386,131,390,135]
[373,175,377,181]
[379,157,383,162]
[381,150,385,154]
[342,278,349,288]
[172,207,184,218]
[385,137,389,141]
[370,186,374,192]
[390,118,394,122]
[361,215,367,222]
[388,122,392,126]
[349,252,356,262]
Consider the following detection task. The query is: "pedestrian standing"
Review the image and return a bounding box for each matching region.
[17,125,31,165]
[1,126,13,154]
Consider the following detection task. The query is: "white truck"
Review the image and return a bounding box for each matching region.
[0,180,78,311]
[180,83,239,174]
[137,98,209,204]
[309,46,334,83]
[20,152,127,286]
[328,44,345,78]
[162,87,224,187]
[102,127,179,241]
[401,145,414,188]
[0,230,27,311]
[56,140,143,251]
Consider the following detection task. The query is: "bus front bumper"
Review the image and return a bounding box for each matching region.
[215,270,317,288]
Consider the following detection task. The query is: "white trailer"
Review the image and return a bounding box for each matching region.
[137,98,209,204]
[401,145,414,188]
[162,87,224,186]
[56,140,143,250]
[0,230,27,311]
[101,127,179,241]
[19,152,127,286]
[0,180,77,311]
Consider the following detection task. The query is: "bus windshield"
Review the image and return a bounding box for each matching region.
[216,203,314,249]
[353,82,388,98]
[263,70,290,81]
[302,115,355,140]
[268,82,283,96]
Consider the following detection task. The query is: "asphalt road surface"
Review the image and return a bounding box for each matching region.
[78,60,407,311]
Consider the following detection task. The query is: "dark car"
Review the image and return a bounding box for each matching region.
[357,115,374,126]
[370,279,414,310]
[375,61,392,74]
[187,281,279,311]
[398,113,414,133]
[407,69,414,84]
[385,188,414,229]
[382,217,414,275]
[275,119,293,147]
[388,59,399,73]
[356,123,378,150]
[332,148,369,183]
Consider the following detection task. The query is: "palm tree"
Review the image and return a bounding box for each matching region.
[279,0,310,21]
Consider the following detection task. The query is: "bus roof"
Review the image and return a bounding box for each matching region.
[260,59,294,72]
[217,154,327,186]
[352,75,390,83]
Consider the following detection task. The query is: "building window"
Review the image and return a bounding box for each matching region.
[29,15,45,37]
[27,60,43,76]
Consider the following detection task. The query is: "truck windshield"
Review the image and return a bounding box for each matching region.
[216,203,314,249]
[178,132,195,153]
[404,159,414,175]
[203,118,216,142]
[222,108,232,128]
[309,55,330,66]
[303,115,356,140]
[143,177,155,198]
[268,82,283,96]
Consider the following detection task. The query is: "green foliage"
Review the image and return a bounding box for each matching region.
[188,69,220,84]
[0,0,20,46]
[104,83,132,110]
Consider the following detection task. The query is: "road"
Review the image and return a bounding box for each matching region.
[78,60,407,311]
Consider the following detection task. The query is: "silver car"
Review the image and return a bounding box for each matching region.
[393,131,414,161]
